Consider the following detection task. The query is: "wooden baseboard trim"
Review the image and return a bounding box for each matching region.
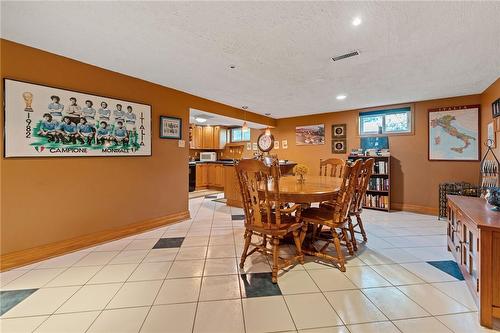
[1,210,190,272]
[391,203,438,216]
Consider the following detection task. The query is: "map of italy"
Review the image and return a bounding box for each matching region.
[430,115,475,153]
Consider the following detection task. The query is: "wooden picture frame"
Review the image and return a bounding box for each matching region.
[160,116,182,139]
[428,105,480,161]
[492,98,500,119]
[332,123,346,138]
[332,139,347,154]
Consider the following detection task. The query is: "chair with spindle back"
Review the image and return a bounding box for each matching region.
[320,158,345,178]
[301,159,362,271]
[235,159,305,283]
[347,158,374,251]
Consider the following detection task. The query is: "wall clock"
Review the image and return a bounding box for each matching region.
[257,133,275,152]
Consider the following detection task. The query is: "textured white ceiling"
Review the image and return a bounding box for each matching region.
[190,108,267,129]
[2,1,500,118]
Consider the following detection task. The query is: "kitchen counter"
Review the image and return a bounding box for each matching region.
[189,159,297,167]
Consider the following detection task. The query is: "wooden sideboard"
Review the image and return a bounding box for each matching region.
[447,195,500,328]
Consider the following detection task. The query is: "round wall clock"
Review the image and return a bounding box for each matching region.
[257,133,275,152]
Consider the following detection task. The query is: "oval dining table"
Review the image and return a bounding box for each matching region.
[259,175,342,203]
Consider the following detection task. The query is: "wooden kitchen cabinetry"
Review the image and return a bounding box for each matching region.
[195,163,224,190]
[447,195,500,328]
[190,125,227,150]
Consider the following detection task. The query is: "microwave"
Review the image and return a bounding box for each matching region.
[200,152,217,162]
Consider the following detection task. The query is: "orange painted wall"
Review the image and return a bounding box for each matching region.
[0,39,273,254]
[270,95,483,213]
[480,78,500,157]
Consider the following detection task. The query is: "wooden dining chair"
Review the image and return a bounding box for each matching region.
[347,158,374,251]
[235,159,305,283]
[301,159,362,271]
[320,158,345,178]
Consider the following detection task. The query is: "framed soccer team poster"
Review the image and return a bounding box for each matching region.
[3,79,152,157]
[160,116,182,139]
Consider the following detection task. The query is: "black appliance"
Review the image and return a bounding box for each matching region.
[189,163,196,192]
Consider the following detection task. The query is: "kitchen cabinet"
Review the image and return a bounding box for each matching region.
[190,125,227,150]
[195,164,208,188]
[196,163,224,189]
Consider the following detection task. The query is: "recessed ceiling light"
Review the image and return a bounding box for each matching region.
[195,117,207,123]
[336,94,347,100]
[352,17,362,26]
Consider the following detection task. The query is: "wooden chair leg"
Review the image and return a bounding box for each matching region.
[292,230,304,264]
[239,230,252,269]
[356,213,368,242]
[331,229,346,272]
[342,228,354,255]
[348,217,358,251]
[271,237,280,283]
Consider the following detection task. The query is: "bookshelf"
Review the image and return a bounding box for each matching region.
[348,155,391,212]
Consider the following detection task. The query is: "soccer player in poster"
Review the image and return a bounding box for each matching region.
[48,95,64,122]
[96,121,112,145]
[66,97,82,124]
[113,104,125,125]
[98,101,111,121]
[125,105,137,145]
[76,117,95,145]
[58,116,78,144]
[82,100,96,124]
[38,113,60,143]
[112,121,129,146]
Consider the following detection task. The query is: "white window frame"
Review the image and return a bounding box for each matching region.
[358,104,414,137]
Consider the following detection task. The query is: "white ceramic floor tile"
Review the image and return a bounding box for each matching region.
[56,283,122,313]
[356,248,394,265]
[140,303,197,333]
[128,261,172,282]
[308,269,357,292]
[199,275,240,301]
[108,250,149,264]
[107,280,162,308]
[203,258,237,276]
[124,238,159,251]
[285,293,343,330]
[167,260,205,278]
[2,286,79,318]
[34,311,100,333]
[93,239,132,251]
[36,252,89,269]
[393,317,453,333]
[400,262,459,283]
[206,245,236,258]
[181,236,210,247]
[194,299,244,333]
[398,284,470,315]
[0,270,27,287]
[45,266,102,287]
[176,246,207,260]
[74,251,119,266]
[0,316,48,333]
[298,327,348,333]
[87,263,137,284]
[243,296,295,333]
[431,281,478,311]
[370,264,425,286]
[436,312,496,333]
[362,286,429,320]
[347,321,401,333]
[143,248,178,262]
[278,270,320,295]
[343,266,391,288]
[87,307,149,333]
[155,277,201,304]
[2,268,66,290]
[324,290,387,325]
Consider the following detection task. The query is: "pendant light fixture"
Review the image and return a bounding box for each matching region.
[242,106,249,132]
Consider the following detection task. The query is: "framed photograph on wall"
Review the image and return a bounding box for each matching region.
[332,139,347,154]
[488,122,496,148]
[332,123,346,138]
[3,78,152,157]
[160,116,182,139]
[428,105,480,161]
[296,124,325,145]
[493,98,500,118]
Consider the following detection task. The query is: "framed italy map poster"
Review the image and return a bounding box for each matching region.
[428,105,480,161]
[3,79,152,157]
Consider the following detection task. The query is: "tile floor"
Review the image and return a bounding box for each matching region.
[0,194,496,333]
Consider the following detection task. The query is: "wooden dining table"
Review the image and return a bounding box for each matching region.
[259,175,342,203]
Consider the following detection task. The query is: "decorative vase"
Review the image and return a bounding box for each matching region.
[297,174,305,183]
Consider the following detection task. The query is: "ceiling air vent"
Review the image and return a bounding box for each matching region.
[332,50,360,62]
